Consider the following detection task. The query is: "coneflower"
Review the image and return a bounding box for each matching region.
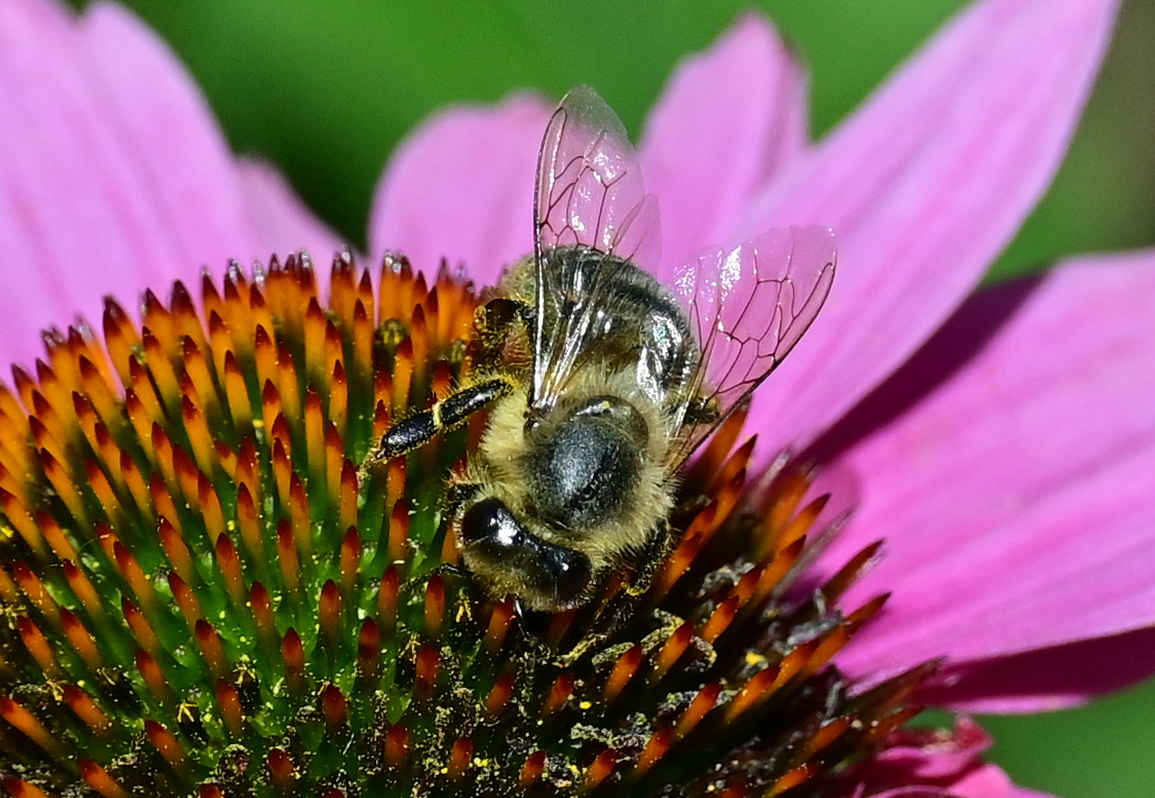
[0,252,931,796]
[3,2,1151,797]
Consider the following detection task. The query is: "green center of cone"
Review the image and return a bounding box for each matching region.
[0,251,931,797]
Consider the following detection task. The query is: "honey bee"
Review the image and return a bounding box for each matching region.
[365,86,835,612]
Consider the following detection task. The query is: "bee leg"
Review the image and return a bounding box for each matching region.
[683,393,722,426]
[445,479,482,508]
[411,481,480,587]
[360,376,515,474]
[437,479,480,554]
[397,482,480,591]
[512,600,553,641]
[401,563,469,594]
[472,296,528,364]
[626,520,673,597]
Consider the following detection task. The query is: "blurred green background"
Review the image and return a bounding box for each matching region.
[70,1,1155,795]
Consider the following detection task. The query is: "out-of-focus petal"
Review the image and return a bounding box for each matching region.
[848,719,1049,797]
[948,766,1054,798]
[867,781,1051,798]
[917,626,1155,713]
[236,157,344,266]
[80,2,257,266]
[735,0,1118,463]
[639,13,808,279]
[821,251,1155,686]
[874,718,993,780]
[368,94,552,286]
[0,0,274,367]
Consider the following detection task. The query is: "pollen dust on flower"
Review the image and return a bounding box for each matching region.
[0,251,935,797]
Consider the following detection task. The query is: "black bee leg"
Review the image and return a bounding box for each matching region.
[683,393,722,426]
[435,479,481,550]
[401,562,469,597]
[445,480,482,509]
[626,520,673,597]
[360,377,514,475]
[401,484,480,591]
[417,481,481,583]
[512,599,553,641]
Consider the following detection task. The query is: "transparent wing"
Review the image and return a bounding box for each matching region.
[534,85,660,265]
[531,85,661,409]
[668,225,836,470]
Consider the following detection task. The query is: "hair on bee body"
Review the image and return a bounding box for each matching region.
[463,359,675,607]
[363,85,836,614]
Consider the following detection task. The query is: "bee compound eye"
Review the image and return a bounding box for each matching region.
[460,497,521,547]
[459,498,593,609]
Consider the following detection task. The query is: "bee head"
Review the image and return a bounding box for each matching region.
[459,497,593,611]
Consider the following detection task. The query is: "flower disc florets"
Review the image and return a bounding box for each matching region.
[0,252,932,797]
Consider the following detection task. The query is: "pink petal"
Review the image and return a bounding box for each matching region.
[867,780,1050,798]
[80,2,257,266]
[735,0,1119,462]
[823,251,1155,691]
[917,626,1155,713]
[849,719,1049,798]
[0,0,260,367]
[639,12,808,280]
[949,766,1053,798]
[368,94,552,285]
[236,157,343,264]
[874,718,993,781]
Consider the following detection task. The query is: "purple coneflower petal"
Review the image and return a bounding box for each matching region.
[919,625,1155,712]
[638,12,808,280]
[368,94,552,285]
[0,0,332,369]
[235,157,342,267]
[852,718,1045,797]
[875,764,1048,798]
[0,0,240,356]
[946,766,1053,798]
[76,2,259,267]
[823,251,1155,703]
[735,0,1119,464]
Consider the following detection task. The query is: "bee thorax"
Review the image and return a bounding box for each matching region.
[524,396,647,530]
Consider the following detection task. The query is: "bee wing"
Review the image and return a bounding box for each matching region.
[668,225,836,470]
[534,85,661,266]
[531,85,661,408]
